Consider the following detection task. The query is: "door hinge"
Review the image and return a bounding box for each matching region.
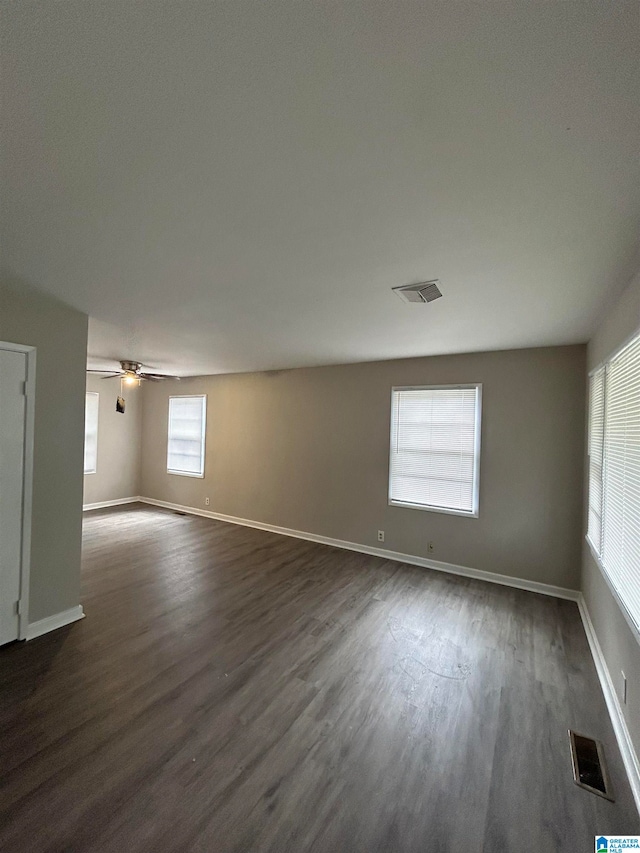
[16,600,25,616]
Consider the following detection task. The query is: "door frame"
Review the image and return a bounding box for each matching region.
[0,340,36,640]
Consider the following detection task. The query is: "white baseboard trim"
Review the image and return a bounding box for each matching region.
[578,594,640,814]
[83,496,142,511]
[26,605,85,641]
[138,496,579,602]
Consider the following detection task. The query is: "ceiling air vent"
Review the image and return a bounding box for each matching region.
[393,280,442,304]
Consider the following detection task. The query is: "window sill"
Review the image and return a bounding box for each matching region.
[389,499,478,518]
[167,470,205,479]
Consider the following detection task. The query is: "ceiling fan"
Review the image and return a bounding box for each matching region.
[86,360,180,384]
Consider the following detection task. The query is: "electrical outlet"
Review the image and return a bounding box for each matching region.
[377,530,385,543]
[428,541,435,553]
[205,497,210,506]
[622,671,628,704]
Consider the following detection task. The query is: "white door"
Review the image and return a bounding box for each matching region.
[0,348,27,645]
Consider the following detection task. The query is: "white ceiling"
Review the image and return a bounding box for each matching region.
[2,2,639,376]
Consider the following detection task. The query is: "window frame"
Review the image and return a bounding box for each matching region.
[166,394,207,479]
[586,324,640,644]
[587,367,605,555]
[388,383,483,518]
[84,391,99,475]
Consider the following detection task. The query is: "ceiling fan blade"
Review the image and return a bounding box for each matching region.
[140,373,181,381]
[88,363,180,381]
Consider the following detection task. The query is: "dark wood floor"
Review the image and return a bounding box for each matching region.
[1,504,638,851]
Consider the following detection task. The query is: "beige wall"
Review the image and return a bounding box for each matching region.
[0,277,88,623]
[83,375,142,505]
[582,269,640,755]
[141,344,586,590]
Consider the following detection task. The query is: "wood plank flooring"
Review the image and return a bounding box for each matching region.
[1,503,638,851]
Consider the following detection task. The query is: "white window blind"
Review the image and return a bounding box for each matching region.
[84,392,99,474]
[587,368,605,553]
[389,385,482,516]
[600,332,640,631]
[167,395,207,477]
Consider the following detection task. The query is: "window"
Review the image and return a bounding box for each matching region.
[389,384,482,516]
[84,392,99,474]
[167,395,207,477]
[587,329,640,634]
